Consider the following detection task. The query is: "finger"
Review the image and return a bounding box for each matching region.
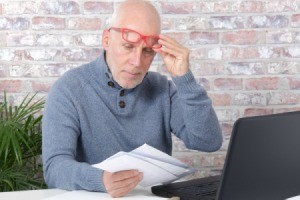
[158,40,188,59]
[108,173,143,198]
[111,170,139,182]
[111,172,141,190]
[159,34,182,48]
[110,177,140,197]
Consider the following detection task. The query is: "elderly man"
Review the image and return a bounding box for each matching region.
[42,0,222,198]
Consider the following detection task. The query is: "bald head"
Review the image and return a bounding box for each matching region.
[109,0,161,34]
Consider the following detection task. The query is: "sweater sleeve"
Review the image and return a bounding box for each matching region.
[42,79,106,192]
[170,70,223,152]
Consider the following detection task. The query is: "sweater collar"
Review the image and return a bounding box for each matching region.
[93,51,148,92]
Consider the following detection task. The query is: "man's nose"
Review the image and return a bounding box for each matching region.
[130,46,143,67]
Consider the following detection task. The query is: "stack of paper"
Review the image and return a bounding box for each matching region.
[93,144,196,187]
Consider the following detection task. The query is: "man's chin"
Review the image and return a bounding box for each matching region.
[119,80,142,89]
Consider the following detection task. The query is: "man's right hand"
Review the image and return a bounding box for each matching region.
[103,170,143,198]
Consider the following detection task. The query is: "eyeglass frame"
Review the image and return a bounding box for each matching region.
[108,27,162,49]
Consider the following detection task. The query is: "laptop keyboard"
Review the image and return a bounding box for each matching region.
[177,180,219,199]
[151,175,221,200]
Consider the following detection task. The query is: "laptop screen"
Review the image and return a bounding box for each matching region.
[217,111,300,200]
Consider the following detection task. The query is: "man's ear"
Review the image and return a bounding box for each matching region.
[102,29,110,50]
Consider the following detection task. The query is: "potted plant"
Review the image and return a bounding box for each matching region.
[0,92,46,191]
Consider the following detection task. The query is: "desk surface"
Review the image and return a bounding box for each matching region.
[0,188,172,200]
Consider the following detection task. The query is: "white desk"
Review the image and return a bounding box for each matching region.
[0,188,175,200]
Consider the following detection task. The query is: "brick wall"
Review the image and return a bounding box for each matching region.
[0,0,299,180]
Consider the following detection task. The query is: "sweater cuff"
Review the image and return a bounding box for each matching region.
[172,70,204,93]
[85,167,106,192]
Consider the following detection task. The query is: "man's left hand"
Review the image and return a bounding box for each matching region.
[154,34,190,77]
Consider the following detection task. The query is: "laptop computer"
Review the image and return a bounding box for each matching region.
[152,111,300,200]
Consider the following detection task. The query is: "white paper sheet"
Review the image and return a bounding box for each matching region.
[286,195,300,200]
[93,144,196,187]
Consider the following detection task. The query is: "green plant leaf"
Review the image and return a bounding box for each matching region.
[0,92,46,191]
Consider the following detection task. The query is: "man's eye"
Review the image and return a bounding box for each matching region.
[123,44,134,49]
[143,48,154,54]
[143,48,155,55]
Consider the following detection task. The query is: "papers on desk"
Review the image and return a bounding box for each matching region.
[93,144,196,187]
[287,195,300,200]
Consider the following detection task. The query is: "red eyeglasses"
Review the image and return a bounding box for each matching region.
[108,27,162,49]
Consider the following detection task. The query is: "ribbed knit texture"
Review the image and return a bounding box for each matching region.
[42,51,223,192]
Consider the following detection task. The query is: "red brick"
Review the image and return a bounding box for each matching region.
[232,1,264,13]
[266,30,294,44]
[68,17,101,30]
[233,92,268,106]
[160,2,194,14]
[208,47,222,60]
[43,63,77,77]
[31,81,53,93]
[226,62,264,75]
[265,0,298,12]
[23,64,44,77]
[208,16,244,29]
[0,65,7,77]
[289,77,300,89]
[161,18,174,30]
[39,1,80,14]
[0,17,29,30]
[292,14,300,27]
[213,2,231,12]
[0,80,22,92]
[221,46,280,59]
[84,2,113,14]
[62,48,101,61]
[9,65,23,77]
[213,155,226,167]
[190,48,207,60]
[36,34,73,46]
[176,16,206,30]
[6,33,35,46]
[269,92,300,105]
[246,77,279,90]
[215,109,240,122]
[195,2,231,13]
[283,47,300,58]
[192,62,225,76]
[220,122,234,139]
[3,1,37,14]
[208,93,231,106]
[221,47,251,60]
[190,32,219,45]
[0,49,22,61]
[248,15,289,28]
[268,62,299,74]
[24,49,60,61]
[214,78,242,90]
[164,32,189,45]
[75,34,101,47]
[244,108,273,117]
[222,31,262,45]
[32,17,65,30]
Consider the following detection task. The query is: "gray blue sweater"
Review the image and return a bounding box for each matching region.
[42,51,223,192]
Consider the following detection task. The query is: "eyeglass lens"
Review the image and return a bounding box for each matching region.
[122,29,161,48]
